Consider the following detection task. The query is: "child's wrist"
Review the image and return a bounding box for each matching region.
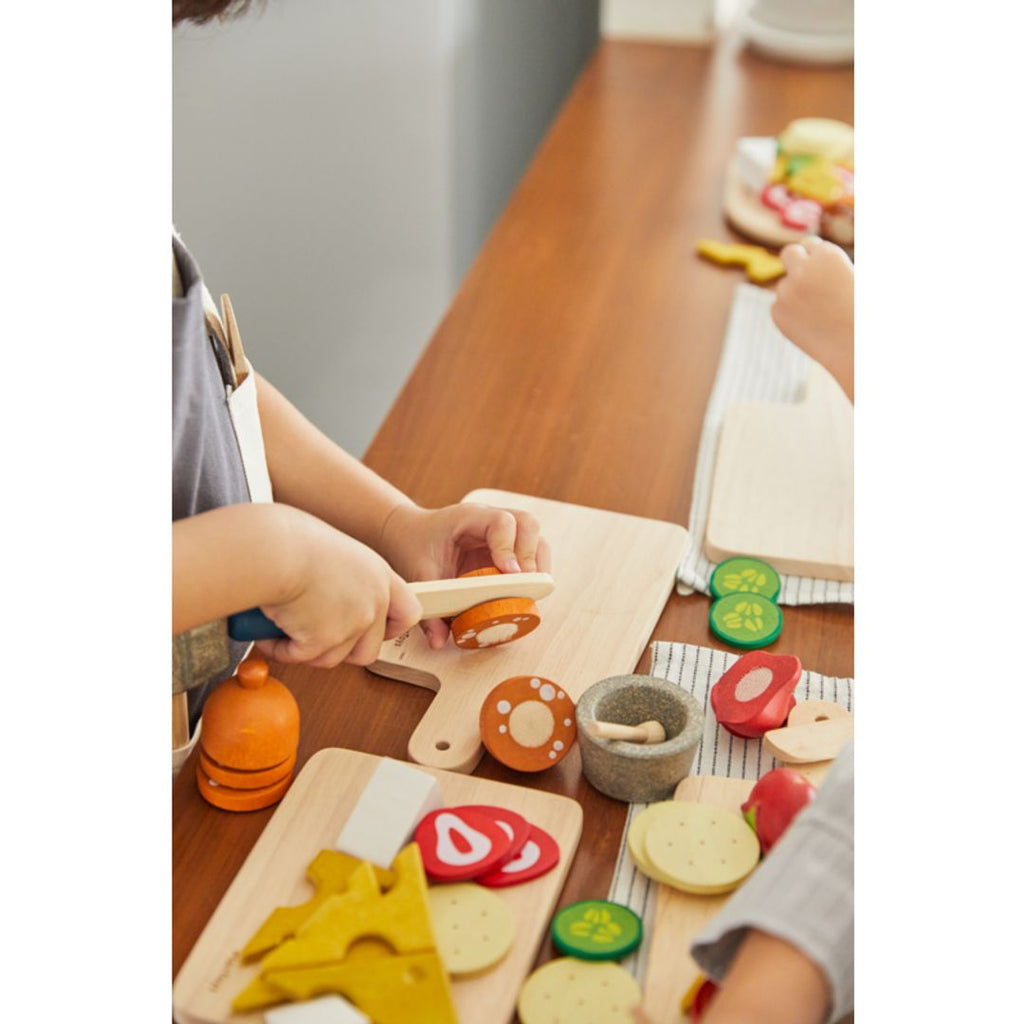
[376,499,420,567]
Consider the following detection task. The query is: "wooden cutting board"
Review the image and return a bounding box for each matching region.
[172,747,584,1024]
[704,364,853,581]
[370,490,690,773]
[641,775,755,1020]
[722,154,807,249]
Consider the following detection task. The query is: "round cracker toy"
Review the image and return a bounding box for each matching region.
[480,676,577,772]
[517,957,642,1024]
[427,883,515,975]
[626,802,688,885]
[642,801,760,895]
[449,567,541,649]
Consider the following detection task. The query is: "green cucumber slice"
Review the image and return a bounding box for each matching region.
[550,899,643,961]
[709,593,783,649]
[709,557,781,602]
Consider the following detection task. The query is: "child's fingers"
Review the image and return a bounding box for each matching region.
[481,509,522,573]
[386,573,423,639]
[510,510,543,572]
[780,243,809,272]
[419,617,450,650]
[534,534,552,574]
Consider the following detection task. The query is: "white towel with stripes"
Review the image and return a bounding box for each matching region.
[607,640,854,983]
[677,283,854,605]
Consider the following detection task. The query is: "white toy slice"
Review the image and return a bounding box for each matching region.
[334,757,443,868]
[265,994,370,1024]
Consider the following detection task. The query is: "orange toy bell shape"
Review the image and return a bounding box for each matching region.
[200,656,300,771]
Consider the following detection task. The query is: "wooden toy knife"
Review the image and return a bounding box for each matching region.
[227,571,556,641]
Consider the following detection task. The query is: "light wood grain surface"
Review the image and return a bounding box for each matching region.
[173,36,854,1004]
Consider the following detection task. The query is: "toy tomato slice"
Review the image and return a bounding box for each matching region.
[710,651,801,738]
[476,824,560,888]
[741,767,817,854]
[414,806,513,881]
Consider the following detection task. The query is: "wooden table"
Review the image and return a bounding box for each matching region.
[173,35,854,996]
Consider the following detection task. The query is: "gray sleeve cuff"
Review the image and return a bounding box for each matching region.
[690,744,854,1023]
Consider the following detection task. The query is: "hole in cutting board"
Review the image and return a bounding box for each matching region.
[436,741,450,751]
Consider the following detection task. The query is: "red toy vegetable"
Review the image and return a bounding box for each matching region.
[710,651,802,739]
[741,768,816,854]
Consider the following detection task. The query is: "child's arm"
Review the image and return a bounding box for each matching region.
[698,930,831,1024]
[173,502,421,667]
[772,239,854,401]
[255,374,550,647]
[690,744,854,1024]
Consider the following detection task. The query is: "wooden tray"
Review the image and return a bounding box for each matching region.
[172,747,584,1024]
[370,489,690,772]
[704,365,853,581]
[641,775,754,1020]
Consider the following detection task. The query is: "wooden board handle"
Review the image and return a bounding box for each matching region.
[228,573,555,641]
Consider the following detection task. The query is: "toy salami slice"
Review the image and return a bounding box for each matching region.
[476,824,560,888]
[458,805,531,865]
[414,806,513,881]
[710,651,802,738]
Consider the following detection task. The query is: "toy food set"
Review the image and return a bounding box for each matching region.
[695,239,785,285]
[709,650,801,737]
[763,699,853,767]
[723,117,854,252]
[172,750,583,1024]
[369,489,689,774]
[479,675,578,772]
[197,657,301,812]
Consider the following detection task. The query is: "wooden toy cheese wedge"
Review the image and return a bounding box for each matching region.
[764,700,853,764]
[480,676,577,772]
[427,883,515,974]
[642,801,760,895]
[709,651,801,738]
[449,568,541,649]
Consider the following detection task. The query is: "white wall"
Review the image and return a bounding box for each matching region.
[173,0,598,456]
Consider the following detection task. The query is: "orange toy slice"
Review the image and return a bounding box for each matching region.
[196,764,293,812]
[198,746,296,790]
[449,568,540,650]
[479,676,577,772]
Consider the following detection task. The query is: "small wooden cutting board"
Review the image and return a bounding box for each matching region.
[370,490,690,773]
[704,364,853,581]
[172,747,583,1024]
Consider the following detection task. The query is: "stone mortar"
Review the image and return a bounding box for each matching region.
[575,675,704,803]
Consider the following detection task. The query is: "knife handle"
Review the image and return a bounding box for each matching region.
[228,608,286,641]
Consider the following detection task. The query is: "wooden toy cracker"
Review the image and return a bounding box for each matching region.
[427,883,515,974]
[414,806,513,881]
[476,823,560,888]
[479,676,577,772]
[448,567,542,649]
[517,957,642,1024]
[550,900,642,961]
[642,801,760,896]
[709,651,801,738]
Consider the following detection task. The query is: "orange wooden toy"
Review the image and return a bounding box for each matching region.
[479,675,577,772]
[448,567,541,649]
[197,656,300,812]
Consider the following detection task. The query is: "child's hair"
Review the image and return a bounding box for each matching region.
[172,0,257,26]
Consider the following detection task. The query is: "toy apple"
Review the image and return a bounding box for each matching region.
[741,768,816,854]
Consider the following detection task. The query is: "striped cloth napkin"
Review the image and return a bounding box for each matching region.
[677,283,854,605]
[607,640,854,984]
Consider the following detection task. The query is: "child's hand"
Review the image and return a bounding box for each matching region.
[773,238,854,400]
[256,512,422,669]
[377,502,551,649]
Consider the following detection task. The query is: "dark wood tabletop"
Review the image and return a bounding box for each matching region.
[173,36,854,987]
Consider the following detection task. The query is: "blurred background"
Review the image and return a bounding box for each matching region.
[174,0,602,455]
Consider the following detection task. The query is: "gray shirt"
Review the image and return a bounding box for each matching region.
[691,742,854,1023]
[172,235,252,727]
